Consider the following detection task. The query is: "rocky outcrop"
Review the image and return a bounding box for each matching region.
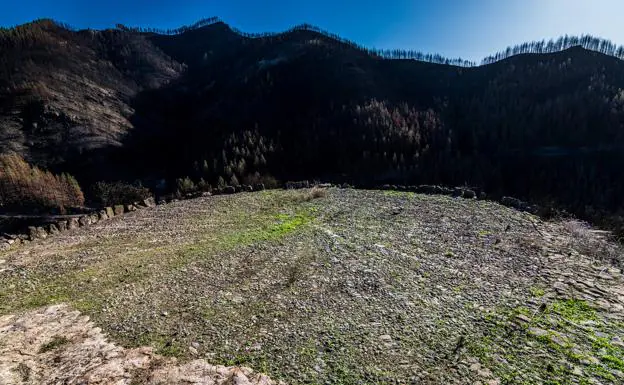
[0,304,283,385]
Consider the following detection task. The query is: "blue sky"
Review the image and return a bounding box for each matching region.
[2,0,623,61]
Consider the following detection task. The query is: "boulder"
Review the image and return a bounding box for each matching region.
[234,185,243,193]
[285,180,310,189]
[47,224,59,235]
[56,220,68,232]
[223,186,236,194]
[78,215,91,227]
[89,213,100,223]
[243,184,253,192]
[201,192,212,197]
[125,204,137,212]
[157,199,167,205]
[478,191,487,200]
[253,183,265,191]
[145,197,156,207]
[441,187,454,195]
[99,210,109,221]
[462,189,476,199]
[105,207,115,218]
[67,217,80,230]
[114,205,125,216]
[501,196,523,209]
[28,226,48,241]
[453,188,464,198]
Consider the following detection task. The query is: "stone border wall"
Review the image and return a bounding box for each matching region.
[1,181,540,252]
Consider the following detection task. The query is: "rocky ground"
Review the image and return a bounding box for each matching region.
[1,188,623,384]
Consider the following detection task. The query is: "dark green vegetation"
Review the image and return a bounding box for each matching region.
[1,19,624,230]
[1,189,623,384]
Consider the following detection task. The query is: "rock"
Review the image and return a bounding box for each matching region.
[56,220,68,232]
[125,204,137,212]
[463,189,476,199]
[67,217,80,230]
[189,346,198,355]
[553,281,568,292]
[47,224,59,235]
[501,196,523,209]
[478,191,487,200]
[243,185,253,192]
[453,188,464,197]
[99,210,109,221]
[114,205,125,216]
[0,242,9,251]
[141,197,156,208]
[89,213,100,223]
[515,314,531,323]
[253,183,265,191]
[223,186,236,194]
[528,327,548,337]
[28,226,48,240]
[201,192,212,197]
[78,215,91,227]
[286,181,310,189]
[378,334,392,342]
[105,207,115,218]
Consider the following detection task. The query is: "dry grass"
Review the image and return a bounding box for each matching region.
[283,187,327,203]
[562,219,623,266]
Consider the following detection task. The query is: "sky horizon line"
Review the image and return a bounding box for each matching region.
[3,1,623,62]
[5,15,624,65]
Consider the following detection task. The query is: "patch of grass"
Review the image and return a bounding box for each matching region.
[586,364,616,381]
[600,354,624,371]
[530,286,546,297]
[551,299,597,322]
[39,335,70,353]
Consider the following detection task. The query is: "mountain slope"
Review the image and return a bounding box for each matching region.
[1,20,624,223]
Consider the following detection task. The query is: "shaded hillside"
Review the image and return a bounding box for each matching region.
[1,19,624,225]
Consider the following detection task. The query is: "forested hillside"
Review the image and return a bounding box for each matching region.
[1,18,624,229]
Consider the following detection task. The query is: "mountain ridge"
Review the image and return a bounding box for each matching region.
[1,18,624,231]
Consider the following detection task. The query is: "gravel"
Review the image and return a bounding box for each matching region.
[1,188,623,384]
